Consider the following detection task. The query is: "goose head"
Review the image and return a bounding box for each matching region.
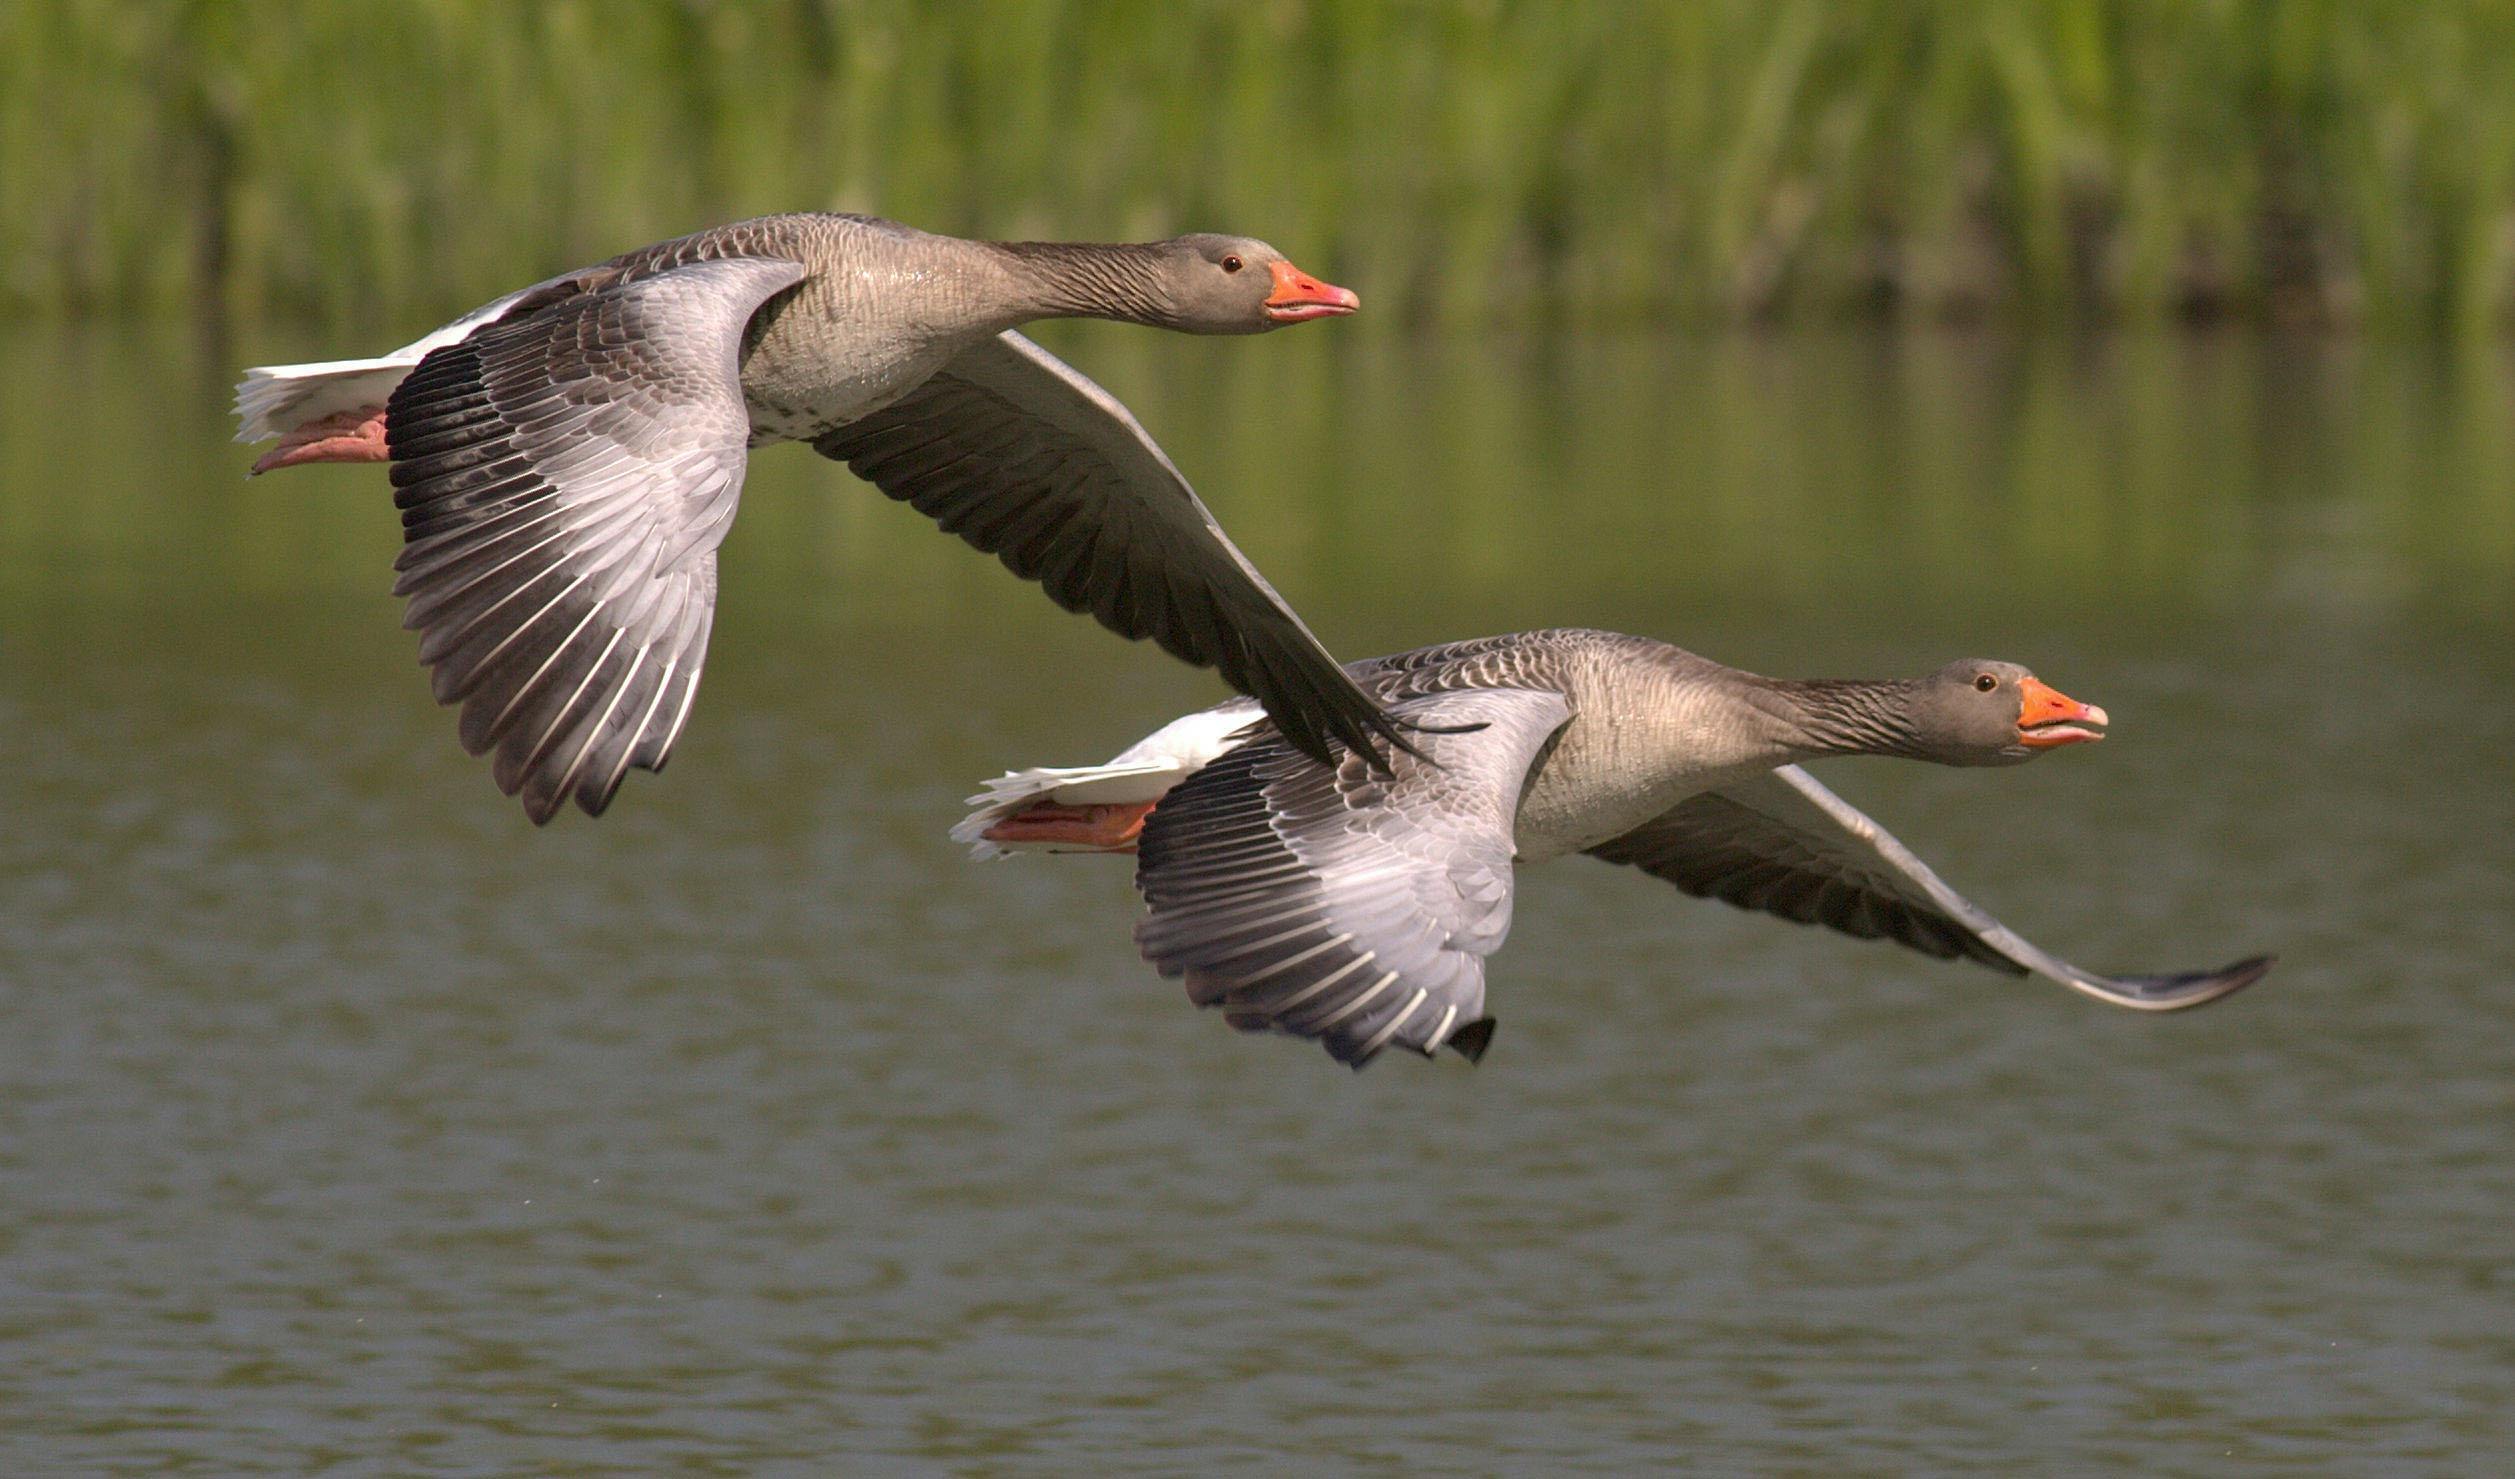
[1160,234,1360,332]
[1914,660,2109,765]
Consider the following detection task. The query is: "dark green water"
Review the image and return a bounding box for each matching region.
[2,322,2510,1471]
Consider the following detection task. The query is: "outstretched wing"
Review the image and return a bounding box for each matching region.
[814,330,1417,772]
[384,256,808,822]
[1134,688,1574,1067]
[1586,765,2269,1010]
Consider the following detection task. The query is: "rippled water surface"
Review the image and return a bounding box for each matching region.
[3,324,2511,1471]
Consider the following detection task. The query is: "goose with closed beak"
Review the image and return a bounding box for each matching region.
[955,628,2271,1067]
[234,212,1390,822]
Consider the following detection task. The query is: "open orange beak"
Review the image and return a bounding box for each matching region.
[1263,259,1361,323]
[2016,676,2109,748]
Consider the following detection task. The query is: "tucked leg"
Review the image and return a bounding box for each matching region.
[251,406,390,473]
[980,800,1156,852]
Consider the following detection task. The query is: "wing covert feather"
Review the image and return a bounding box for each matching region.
[384,256,808,821]
[1135,688,1573,1065]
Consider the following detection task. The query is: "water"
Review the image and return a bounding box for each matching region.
[2,322,2510,1472]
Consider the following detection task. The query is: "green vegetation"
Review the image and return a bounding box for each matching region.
[13,1,2515,330]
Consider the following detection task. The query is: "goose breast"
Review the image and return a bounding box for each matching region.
[1507,645,1804,863]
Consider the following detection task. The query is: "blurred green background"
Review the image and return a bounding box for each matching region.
[9,5,2515,1470]
[20,0,2515,331]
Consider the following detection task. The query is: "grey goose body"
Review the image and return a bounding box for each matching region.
[234,212,1395,821]
[956,628,2271,1067]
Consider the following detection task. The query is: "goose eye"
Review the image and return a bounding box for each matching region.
[1974,674,1999,693]
[1221,255,1244,273]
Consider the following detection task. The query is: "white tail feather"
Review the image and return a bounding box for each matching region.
[951,700,1262,860]
[232,277,551,443]
[951,762,1189,859]
[232,357,418,442]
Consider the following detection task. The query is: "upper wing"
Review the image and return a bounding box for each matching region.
[1585,764,2269,1010]
[813,330,1416,772]
[1134,688,1574,1067]
[384,255,809,822]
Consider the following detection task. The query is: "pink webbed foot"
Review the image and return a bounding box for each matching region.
[980,800,1156,852]
[251,406,390,474]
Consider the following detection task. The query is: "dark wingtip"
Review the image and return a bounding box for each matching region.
[2186,952,2274,1000]
[2204,953,2276,999]
[2109,953,2274,1011]
[1343,705,1425,777]
[1358,734,1412,778]
[1338,707,1487,778]
[518,777,566,826]
[1446,1017,1497,1064]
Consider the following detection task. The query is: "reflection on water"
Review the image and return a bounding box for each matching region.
[2,324,2510,1469]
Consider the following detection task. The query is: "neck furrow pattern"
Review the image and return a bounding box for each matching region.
[1768,678,1927,760]
[990,241,1175,326]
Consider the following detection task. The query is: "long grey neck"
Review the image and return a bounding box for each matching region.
[1757,677,1932,760]
[987,240,1180,327]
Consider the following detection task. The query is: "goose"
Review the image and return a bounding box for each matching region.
[233,212,1404,822]
[953,628,2271,1067]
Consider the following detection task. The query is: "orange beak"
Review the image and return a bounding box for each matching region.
[2016,676,2109,748]
[1263,259,1361,323]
